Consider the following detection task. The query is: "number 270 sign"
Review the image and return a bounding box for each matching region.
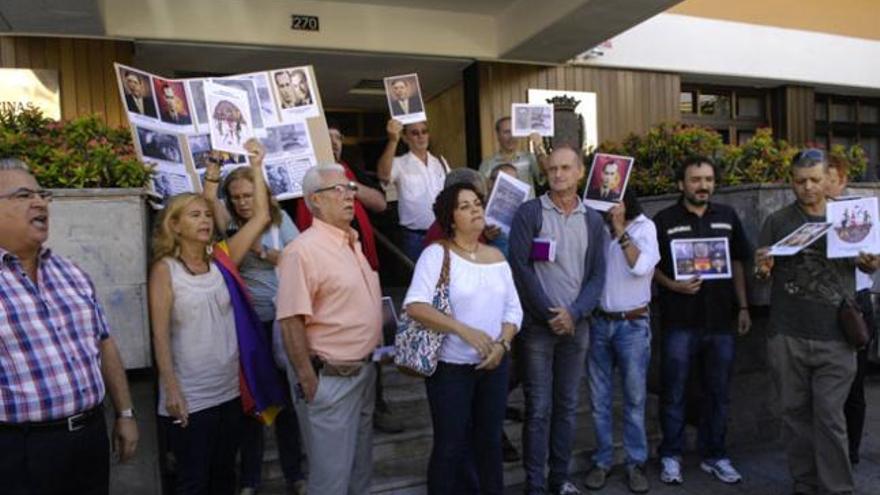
[291,15,319,32]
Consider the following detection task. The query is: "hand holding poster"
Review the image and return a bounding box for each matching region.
[827,196,880,258]
[384,73,426,125]
[205,82,255,155]
[484,172,531,233]
[671,237,732,280]
[511,103,554,137]
[768,222,832,256]
[584,153,634,212]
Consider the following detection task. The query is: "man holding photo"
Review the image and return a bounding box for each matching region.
[652,156,751,486]
[479,117,544,195]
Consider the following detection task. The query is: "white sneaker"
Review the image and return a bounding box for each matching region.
[700,458,743,484]
[660,456,683,484]
[554,481,582,495]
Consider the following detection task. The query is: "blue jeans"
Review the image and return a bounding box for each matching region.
[658,328,735,461]
[588,316,652,469]
[425,358,510,495]
[521,323,590,493]
[401,228,427,263]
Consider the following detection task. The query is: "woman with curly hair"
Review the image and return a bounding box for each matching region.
[149,139,285,495]
[404,182,523,494]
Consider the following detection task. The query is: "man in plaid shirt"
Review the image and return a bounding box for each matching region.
[0,158,138,494]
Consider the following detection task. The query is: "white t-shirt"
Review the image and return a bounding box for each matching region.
[389,151,448,230]
[404,244,523,364]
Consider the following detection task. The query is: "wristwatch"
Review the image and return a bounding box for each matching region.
[497,338,511,353]
[117,408,136,419]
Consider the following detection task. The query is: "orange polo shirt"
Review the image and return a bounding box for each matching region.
[276,218,382,362]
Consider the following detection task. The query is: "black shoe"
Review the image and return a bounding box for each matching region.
[502,433,521,463]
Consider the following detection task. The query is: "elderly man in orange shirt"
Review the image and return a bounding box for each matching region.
[276,163,382,495]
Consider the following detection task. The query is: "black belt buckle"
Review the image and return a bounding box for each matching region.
[66,412,87,432]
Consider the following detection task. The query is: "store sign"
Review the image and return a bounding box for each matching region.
[0,68,61,120]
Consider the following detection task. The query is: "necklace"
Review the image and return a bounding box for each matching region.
[177,256,208,276]
[451,239,479,261]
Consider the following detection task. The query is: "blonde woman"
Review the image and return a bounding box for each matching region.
[202,159,305,494]
[149,139,284,494]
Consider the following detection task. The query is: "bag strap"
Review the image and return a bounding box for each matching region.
[436,241,451,288]
[270,225,281,251]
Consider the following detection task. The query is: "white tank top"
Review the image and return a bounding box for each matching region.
[157,258,240,416]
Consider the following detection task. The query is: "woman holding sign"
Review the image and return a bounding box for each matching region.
[404,182,523,494]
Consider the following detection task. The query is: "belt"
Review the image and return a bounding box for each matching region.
[401,227,428,234]
[0,405,102,433]
[312,356,371,378]
[595,306,649,321]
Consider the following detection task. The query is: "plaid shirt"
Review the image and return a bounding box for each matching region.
[0,247,109,422]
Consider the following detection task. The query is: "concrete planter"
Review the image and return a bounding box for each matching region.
[47,188,152,370]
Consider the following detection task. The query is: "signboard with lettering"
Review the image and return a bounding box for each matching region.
[0,69,61,120]
[291,15,319,31]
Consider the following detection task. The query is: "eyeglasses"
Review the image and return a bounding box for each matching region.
[314,181,358,195]
[0,188,53,202]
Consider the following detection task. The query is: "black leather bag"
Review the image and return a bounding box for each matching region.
[839,297,870,349]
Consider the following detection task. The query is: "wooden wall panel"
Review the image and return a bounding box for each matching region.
[424,80,467,168]
[0,36,134,127]
[475,62,681,160]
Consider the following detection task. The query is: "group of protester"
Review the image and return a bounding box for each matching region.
[0,112,874,495]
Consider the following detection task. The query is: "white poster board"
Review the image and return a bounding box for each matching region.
[827,197,880,258]
[769,222,831,256]
[511,103,554,137]
[484,172,531,233]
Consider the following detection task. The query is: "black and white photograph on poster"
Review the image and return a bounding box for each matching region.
[768,222,832,256]
[271,67,319,120]
[117,66,158,120]
[384,73,426,125]
[135,125,185,164]
[511,103,554,137]
[188,133,248,170]
[205,81,254,155]
[484,172,531,234]
[243,72,281,127]
[187,80,209,129]
[262,122,314,157]
[152,77,194,130]
[583,153,635,212]
[213,76,273,133]
[671,237,732,281]
[827,196,880,258]
[150,168,196,203]
[263,155,315,200]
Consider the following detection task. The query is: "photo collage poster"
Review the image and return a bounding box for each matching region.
[114,63,334,207]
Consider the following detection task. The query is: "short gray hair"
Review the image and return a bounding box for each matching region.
[444,167,486,196]
[302,163,346,212]
[0,158,30,173]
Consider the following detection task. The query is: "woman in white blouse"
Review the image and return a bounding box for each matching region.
[405,182,523,495]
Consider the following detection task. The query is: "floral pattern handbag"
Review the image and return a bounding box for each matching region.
[394,244,451,377]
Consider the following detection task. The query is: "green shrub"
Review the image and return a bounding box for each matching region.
[591,123,869,196]
[0,106,152,189]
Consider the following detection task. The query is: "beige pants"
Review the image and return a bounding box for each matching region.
[285,363,376,495]
[769,334,856,495]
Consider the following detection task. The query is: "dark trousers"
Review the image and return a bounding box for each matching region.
[0,409,109,495]
[165,397,243,495]
[659,328,735,461]
[240,321,305,488]
[425,358,509,495]
[845,289,875,462]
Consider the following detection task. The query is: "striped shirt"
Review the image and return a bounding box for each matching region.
[0,247,109,422]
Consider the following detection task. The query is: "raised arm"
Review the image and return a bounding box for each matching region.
[225,139,271,265]
[201,155,231,232]
[377,119,402,183]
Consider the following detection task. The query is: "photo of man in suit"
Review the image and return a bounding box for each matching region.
[387,77,424,117]
[156,82,192,126]
[584,154,633,206]
[275,69,313,109]
[121,69,157,118]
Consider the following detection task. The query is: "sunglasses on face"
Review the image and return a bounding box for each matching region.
[0,187,54,202]
[314,181,358,195]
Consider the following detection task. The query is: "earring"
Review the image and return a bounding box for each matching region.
[173,244,181,258]
[205,244,214,256]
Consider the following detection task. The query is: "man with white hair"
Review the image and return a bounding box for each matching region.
[275,164,382,495]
